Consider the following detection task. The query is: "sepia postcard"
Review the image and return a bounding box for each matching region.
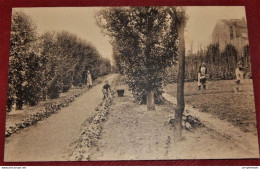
[4,6,259,161]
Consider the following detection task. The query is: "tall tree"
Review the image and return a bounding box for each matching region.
[206,43,220,65]
[8,11,38,110]
[40,31,110,97]
[40,32,63,99]
[171,7,187,141]
[97,7,183,110]
[23,40,44,106]
[243,45,251,72]
[7,11,111,112]
[221,44,238,71]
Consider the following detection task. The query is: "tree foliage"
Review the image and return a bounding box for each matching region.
[97,7,183,107]
[205,44,220,65]
[40,30,111,99]
[242,45,251,77]
[221,44,238,70]
[8,11,39,110]
[181,43,251,82]
[7,11,111,112]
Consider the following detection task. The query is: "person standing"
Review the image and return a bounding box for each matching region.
[198,62,207,90]
[87,70,93,88]
[234,62,244,92]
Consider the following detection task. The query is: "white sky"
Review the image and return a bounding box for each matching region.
[13,6,246,62]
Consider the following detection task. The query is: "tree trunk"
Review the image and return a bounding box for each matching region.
[147,88,155,111]
[174,11,186,141]
[42,88,46,101]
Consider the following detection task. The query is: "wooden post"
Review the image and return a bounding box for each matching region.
[147,88,155,110]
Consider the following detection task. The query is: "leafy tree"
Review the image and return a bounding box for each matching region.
[173,7,187,140]
[243,45,251,73]
[97,7,182,110]
[23,51,43,106]
[112,45,124,74]
[8,11,38,110]
[206,43,220,65]
[41,31,111,96]
[204,43,221,80]
[221,44,238,71]
[7,11,111,111]
[40,32,62,99]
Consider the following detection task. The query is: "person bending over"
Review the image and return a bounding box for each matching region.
[102,80,111,99]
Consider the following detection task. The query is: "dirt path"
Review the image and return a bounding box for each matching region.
[86,88,259,160]
[163,92,259,159]
[4,74,117,162]
[90,90,175,161]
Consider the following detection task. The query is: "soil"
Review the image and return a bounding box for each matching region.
[90,93,176,160]
[77,85,259,160]
[163,93,259,159]
[165,79,257,134]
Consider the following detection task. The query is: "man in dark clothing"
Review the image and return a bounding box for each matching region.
[198,62,208,90]
[102,80,111,99]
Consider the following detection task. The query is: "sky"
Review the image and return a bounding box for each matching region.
[13,6,246,62]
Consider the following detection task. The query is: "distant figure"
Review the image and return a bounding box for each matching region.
[198,62,208,90]
[87,70,92,88]
[102,80,111,99]
[234,62,244,92]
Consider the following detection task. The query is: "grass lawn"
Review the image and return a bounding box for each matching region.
[165,79,257,134]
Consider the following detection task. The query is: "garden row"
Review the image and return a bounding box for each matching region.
[69,94,114,161]
[5,79,104,138]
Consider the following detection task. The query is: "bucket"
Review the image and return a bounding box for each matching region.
[117,89,125,97]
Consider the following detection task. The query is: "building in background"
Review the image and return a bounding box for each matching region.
[212,17,248,56]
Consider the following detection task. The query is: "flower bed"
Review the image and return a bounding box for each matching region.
[5,88,89,137]
[5,75,107,138]
[69,96,113,161]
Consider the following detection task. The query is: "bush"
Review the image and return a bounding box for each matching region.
[47,75,62,99]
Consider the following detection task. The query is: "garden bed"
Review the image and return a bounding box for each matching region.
[5,76,106,137]
[165,79,257,134]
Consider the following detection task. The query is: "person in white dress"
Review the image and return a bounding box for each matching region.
[234,62,244,92]
[87,70,93,88]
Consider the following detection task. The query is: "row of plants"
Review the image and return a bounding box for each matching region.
[5,86,93,137]
[70,93,114,161]
[7,11,111,112]
[165,43,251,83]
